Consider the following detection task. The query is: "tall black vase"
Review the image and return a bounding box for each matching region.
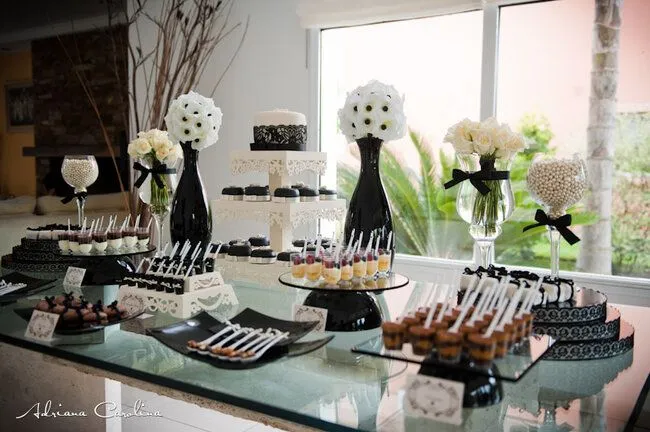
[344,136,394,251]
[170,141,212,254]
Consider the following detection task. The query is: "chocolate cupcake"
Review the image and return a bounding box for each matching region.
[250,247,277,264]
[248,235,270,248]
[226,242,252,262]
[298,186,319,202]
[277,251,292,265]
[273,186,300,203]
[244,184,271,202]
[222,185,244,201]
[318,186,337,201]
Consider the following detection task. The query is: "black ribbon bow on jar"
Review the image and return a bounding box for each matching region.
[133,162,176,189]
[523,209,581,245]
[61,191,88,204]
[443,168,510,196]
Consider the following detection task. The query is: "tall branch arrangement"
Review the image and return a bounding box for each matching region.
[61,0,248,218]
[108,0,249,133]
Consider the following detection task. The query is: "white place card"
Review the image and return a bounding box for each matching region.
[404,375,464,426]
[24,310,60,342]
[63,266,86,287]
[293,305,328,333]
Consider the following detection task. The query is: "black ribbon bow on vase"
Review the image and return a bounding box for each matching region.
[61,191,88,204]
[443,168,510,196]
[523,209,581,245]
[133,162,176,189]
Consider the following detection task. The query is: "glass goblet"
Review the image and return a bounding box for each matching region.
[61,155,99,226]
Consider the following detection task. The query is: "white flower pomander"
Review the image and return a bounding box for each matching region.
[338,80,406,142]
[164,91,223,151]
[444,117,527,160]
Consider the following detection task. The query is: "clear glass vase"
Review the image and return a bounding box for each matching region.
[137,159,176,251]
[455,153,514,267]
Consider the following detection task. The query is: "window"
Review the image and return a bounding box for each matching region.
[320,0,650,278]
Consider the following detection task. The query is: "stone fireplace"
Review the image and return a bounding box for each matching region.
[25,25,129,196]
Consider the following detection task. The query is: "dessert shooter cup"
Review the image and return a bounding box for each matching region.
[57,232,70,252]
[93,231,108,252]
[513,316,526,345]
[366,250,378,278]
[503,322,516,350]
[340,254,353,282]
[493,328,510,358]
[523,312,534,337]
[401,316,421,342]
[107,228,123,250]
[460,322,480,354]
[137,227,150,247]
[305,252,321,282]
[377,248,392,276]
[123,227,138,249]
[376,276,388,289]
[68,231,80,252]
[290,253,305,279]
[323,256,341,285]
[467,333,497,367]
[409,326,437,356]
[352,251,367,280]
[436,330,463,363]
[382,321,407,350]
[78,232,93,254]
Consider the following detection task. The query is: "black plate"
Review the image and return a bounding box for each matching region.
[0,272,56,304]
[278,272,409,292]
[14,306,145,335]
[352,334,556,382]
[148,308,322,369]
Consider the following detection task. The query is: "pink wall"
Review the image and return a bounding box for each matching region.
[497,0,650,156]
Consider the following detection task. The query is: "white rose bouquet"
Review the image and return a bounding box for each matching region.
[338,80,406,142]
[443,117,526,257]
[128,129,181,216]
[164,91,223,151]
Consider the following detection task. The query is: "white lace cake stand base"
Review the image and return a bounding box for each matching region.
[118,284,238,319]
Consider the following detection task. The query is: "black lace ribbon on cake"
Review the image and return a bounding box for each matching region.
[61,191,88,204]
[443,168,510,195]
[523,209,580,245]
[133,162,176,189]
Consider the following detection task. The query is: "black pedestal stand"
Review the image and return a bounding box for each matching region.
[303,290,383,332]
[417,363,503,408]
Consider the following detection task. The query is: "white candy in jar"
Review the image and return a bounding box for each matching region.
[61,159,99,190]
[526,157,587,218]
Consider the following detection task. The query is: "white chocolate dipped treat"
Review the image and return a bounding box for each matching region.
[254,109,306,126]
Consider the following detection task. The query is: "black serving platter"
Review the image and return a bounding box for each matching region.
[0,272,57,304]
[14,305,145,335]
[352,333,556,382]
[148,308,333,369]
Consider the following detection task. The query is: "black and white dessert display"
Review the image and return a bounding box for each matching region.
[250,247,277,264]
[273,186,300,203]
[459,264,634,361]
[244,184,271,202]
[251,109,307,151]
[248,235,270,248]
[318,186,337,201]
[226,242,252,262]
[222,186,244,201]
[298,186,319,202]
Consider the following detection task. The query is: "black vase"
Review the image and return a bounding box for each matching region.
[344,136,394,251]
[170,141,212,254]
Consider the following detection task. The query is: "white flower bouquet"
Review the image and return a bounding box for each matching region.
[338,80,406,143]
[443,117,526,264]
[128,129,180,215]
[164,91,223,151]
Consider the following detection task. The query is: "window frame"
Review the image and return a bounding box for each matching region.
[308,2,650,291]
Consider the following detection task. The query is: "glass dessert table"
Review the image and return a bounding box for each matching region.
[0,272,647,431]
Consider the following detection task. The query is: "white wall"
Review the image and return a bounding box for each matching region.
[133,0,313,244]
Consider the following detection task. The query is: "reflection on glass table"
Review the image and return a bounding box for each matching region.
[0,278,646,431]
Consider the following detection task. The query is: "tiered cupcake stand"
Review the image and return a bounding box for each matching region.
[532,287,634,360]
[211,150,346,251]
